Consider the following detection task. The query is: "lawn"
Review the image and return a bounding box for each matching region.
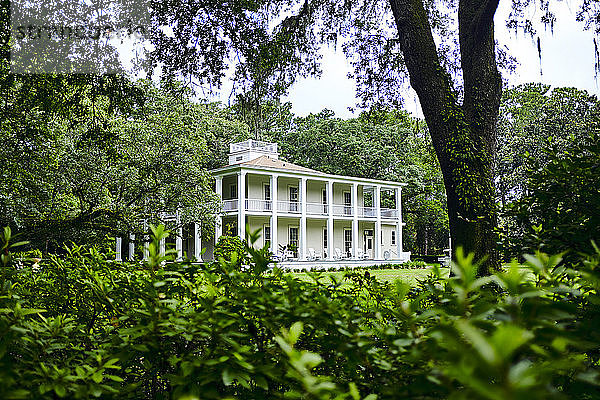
[289,266,450,286]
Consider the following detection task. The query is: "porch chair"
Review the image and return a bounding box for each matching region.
[334,248,346,260]
[356,248,369,260]
[307,248,322,261]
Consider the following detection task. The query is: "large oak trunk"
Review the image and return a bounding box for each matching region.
[389,0,502,274]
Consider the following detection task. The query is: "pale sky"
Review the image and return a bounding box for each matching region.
[281,1,600,118]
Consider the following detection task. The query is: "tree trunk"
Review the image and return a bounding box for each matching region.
[388,0,502,274]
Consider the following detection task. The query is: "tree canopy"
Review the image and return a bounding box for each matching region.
[0,79,231,252]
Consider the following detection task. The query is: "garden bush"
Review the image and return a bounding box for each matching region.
[1,225,600,399]
[213,235,246,267]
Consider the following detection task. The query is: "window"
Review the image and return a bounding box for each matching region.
[322,189,328,213]
[230,184,237,199]
[264,225,271,246]
[236,156,243,161]
[289,186,299,212]
[323,228,328,250]
[391,230,396,245]
[344,192,352,215]
[264,184,271,210]
[344,229,352,257]
[289,226,299,257]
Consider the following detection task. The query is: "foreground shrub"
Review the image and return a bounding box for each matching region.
[1,226,600,399]
[214,234,246,267]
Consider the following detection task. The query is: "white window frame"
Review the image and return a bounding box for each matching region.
[391,230,396,245]
[263,183,272,211]
[288,185,299,212]
[343,191,351,215]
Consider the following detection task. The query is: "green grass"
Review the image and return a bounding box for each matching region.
[289,266,450,287]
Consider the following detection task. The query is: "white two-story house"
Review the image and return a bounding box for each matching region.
[210,140,410,268]
[115,139,411,267]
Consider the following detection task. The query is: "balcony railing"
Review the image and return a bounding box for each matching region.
[359,206,377,218]
[332,204,353,216]
[230,139,278,154]
[278,200,301,213]
[307,202,328,216]
[380,208,398,218]
[222,199,399,219]
[223,199,238,212]
[246,199,272,212]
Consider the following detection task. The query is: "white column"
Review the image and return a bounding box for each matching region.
[159,239,166,256]
[176,232,183,260]
[128,233,135,260]
[352,183,359,260]
[396,187,403,258]
[194,222,202,261]
[175,212,183,260]
[238,171,246,239]
[215,176,223,244]
[299,177,307,261]
[143,220,149,260]
[271,174,278,257]
[327,180,334,261]
[375,185,382,260]
[115,237,122,261]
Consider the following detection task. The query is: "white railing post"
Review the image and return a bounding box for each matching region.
[299,177,307,261]
[375,185,382,260]
[352,183,359,260]
[327,180,334,260]
[115,237,122,261]
[271,174,278,257]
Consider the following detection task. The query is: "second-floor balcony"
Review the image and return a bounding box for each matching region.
[222,198,398,219]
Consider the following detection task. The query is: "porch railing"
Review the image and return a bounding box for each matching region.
[223,199,399,219]
[359,206,377,218]
[307,202,328,216]
[246,199,272,212]
[278,200,301,213]
[223,199,238,212]
[332,204,353,216]
[380,208,398,218]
